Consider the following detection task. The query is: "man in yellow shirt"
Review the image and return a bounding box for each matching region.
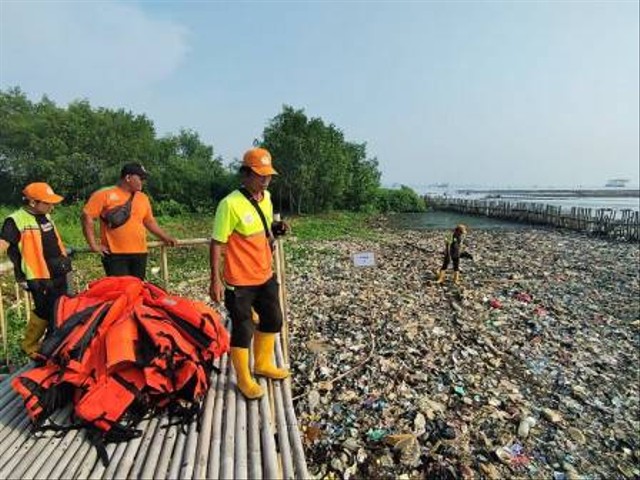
[209,147,289,400]
[81,163,176,279]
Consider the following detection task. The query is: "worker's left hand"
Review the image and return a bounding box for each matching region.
[271,221,289,238]
[460,251,474,260]
[163,236,178,247]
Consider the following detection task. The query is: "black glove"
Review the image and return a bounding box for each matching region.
[460,251,474,260]
[271,221,289,238]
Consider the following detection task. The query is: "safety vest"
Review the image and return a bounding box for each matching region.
[8,208,66,280]
[445,232,464,255]
[12,276,230,460]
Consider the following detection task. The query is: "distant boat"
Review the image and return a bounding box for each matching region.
[605,178,629,188]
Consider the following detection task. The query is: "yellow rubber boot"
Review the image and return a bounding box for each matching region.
[230,347,264,399]
[21,314,48,359]
[453,272,461,285]
[253,331,290,380]
[436,270,446,284]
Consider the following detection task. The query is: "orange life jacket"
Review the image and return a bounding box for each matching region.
[12,276,230,464]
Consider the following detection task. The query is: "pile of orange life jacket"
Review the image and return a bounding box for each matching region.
[12,276,230,462]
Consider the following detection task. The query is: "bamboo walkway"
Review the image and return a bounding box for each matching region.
[0,334,309,479]
[0,238,309,479]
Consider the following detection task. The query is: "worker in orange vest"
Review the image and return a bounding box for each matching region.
[0,183,71,358]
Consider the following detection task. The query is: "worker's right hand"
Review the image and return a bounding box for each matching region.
[18,281,29,292]
[90,244,110,256]
[209,278,224,304]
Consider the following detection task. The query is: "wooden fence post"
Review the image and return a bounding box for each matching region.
[0,286,7,365]
[160,246,170,289]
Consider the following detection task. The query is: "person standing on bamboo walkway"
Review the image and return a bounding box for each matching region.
[0,182,71,359]
[81,163,177,280]
[209,147,289,400]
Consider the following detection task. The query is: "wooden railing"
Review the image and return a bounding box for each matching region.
[426,197,640,241]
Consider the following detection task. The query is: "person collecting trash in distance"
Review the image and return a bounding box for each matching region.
[81,163,177,280]
[0,183,72,359]
[436,224,473,285]
[209,147,289,400]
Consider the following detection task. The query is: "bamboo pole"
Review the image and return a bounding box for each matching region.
[207,354,229,478]
[275,336,311,479]
[193,358,221,479]
[273,213,290,364]
[112,417,153,479]
[220,358,237,480]
[160,245,170,289]
[13,283,20,319]
[274,242,290,365]
[0,286,7,366]
[23,289,30,324]
[36,427,84,479]
[7,405,72,479]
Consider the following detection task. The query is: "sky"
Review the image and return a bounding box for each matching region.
[1,0,638,190]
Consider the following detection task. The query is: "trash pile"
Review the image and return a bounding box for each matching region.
[12,276,230,464]
[286,228,640,479]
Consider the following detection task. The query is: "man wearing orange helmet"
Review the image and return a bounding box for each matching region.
[0,183,71,358]
[436,224,472,285]
[209,147,289,400]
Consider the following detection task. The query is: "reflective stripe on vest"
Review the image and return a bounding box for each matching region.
[8,209,66,280]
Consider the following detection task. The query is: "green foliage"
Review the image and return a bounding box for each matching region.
[289,211,380,241]
[1,307,29,368]
[154,199,190,217]
[260,105,382,214]
[1,89,424,218]
[376,186,426,213]
[0,88,235,209]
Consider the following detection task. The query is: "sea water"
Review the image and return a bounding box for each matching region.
[391,196,639,231]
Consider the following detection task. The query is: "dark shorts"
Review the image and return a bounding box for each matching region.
[224,276,283,348]
[102,253,148,280]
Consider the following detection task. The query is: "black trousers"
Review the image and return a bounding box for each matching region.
[441,252,460,272]
[102,253,148,280]
[224,276,283,348]
[27,276,68,330]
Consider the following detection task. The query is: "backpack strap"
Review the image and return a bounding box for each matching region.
[238,188,273,244]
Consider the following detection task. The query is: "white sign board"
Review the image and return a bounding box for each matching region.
[353,252,376,267]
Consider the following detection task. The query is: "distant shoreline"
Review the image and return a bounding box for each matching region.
[454,188,639,198]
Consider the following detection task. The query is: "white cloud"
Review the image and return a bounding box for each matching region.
[0,1,189,104]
